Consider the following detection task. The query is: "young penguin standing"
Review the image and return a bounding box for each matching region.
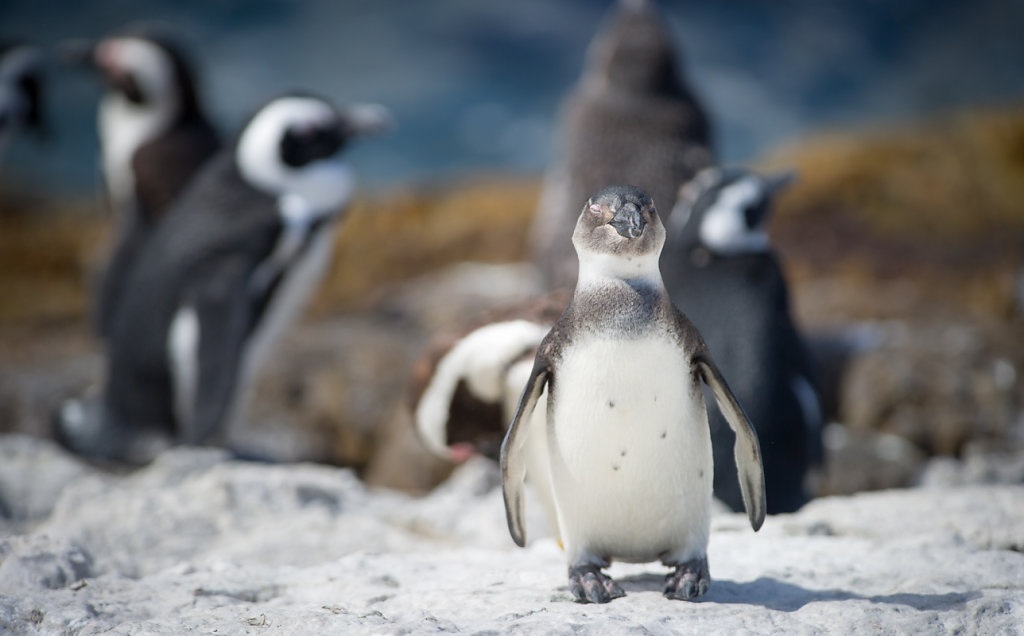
[55,94,389,463]
[502,185,765,604]
[661,168,823,514]
[66,29,220,337]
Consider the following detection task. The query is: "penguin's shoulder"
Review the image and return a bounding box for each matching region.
[138,155,281,278]
[131,120,220,219]
[661,300,711,364]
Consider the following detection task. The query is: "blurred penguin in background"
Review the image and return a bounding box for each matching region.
[531,0,714,290]
[411,288,572,464]
[410,288,572,539]
[662,167,823,514]
[0,42,46,162]
[64,27,220,337]
[55,93,390,463]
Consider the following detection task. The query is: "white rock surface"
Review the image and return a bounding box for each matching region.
[1,434,1023,634]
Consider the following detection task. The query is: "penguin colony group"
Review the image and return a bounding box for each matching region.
[6,0,824,605]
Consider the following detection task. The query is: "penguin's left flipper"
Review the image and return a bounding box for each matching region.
[696,354,767,531]
[178,257,252,446]
[500,358,551,547]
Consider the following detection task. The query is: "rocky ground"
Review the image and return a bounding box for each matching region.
[1,435,1023,634]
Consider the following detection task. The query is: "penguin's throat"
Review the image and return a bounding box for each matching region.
[99,93,177,208]
[576,251,663,290]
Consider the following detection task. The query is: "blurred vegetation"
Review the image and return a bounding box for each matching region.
[765,104,1024,322]
[0,197,105,333]
[313,178,539,316]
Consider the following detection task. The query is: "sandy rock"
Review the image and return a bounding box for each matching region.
[0,435,92,529]
[1,436,1023,634]
[918,436,1024,488]
[816,423,926,496]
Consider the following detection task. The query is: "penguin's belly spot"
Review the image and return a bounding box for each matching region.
[549,335,713,563]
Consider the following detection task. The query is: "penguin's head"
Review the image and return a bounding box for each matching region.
[586,0,683,96]
[669,167,795,260]
[572,185,666,279]
[61,27,202,116]
[235,94,391,215]
[0,43,46,138]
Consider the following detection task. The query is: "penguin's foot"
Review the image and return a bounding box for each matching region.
[568,564,625,604]
[663,556,710,600]
[53,397,166,465]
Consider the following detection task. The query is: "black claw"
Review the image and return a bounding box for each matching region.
[663,556,710,601]
[569,564,625,604]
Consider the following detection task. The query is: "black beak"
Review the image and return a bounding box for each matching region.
[609,202,645,239]
[764,170,796,195]
[23,73,47,138]
[744,171,795,229]
[340,103,393,138]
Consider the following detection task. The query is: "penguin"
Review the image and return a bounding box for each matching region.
[0,43,45,160]
[502,185,765,604]
[660,167,823,514]
[54,94,390,463]
[530,0,714,290]
[64,28,221,337]
[411,288,571,463]
[411,289,572,540]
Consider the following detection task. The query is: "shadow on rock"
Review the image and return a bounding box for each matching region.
[618,574,980,612]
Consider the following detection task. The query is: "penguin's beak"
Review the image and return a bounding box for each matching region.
[23,72,47,138]
[609,202,646,239]
[764,170,797,195]
[340,103,394,138]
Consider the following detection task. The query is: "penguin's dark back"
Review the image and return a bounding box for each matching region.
[667,252,799,402]
[564,85,712,218]
[666,251,820,513]
[131,116,220,223]
[104,152,282,428]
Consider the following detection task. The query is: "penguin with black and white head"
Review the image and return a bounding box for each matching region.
[661,167,823,514]
[55,93,390,463]
[64,27,221,337]
[502,185,765,603]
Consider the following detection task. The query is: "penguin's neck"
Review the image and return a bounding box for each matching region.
[99,92,178,212]
[576,250,664,293]
[573,249,667,336]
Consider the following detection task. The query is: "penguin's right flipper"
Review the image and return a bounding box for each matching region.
[696,355,767,531]
[176,256,252,446]
[500,360,550,547]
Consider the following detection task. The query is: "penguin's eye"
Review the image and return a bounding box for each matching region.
[588,204,602,216]
[280,124,344,168]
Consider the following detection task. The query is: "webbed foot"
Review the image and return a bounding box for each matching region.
[568,563,625,604]
[663,556,710,600]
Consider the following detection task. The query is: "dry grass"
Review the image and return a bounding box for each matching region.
[766,106,1024,239]
[0,197,108,330]
[311,177,540,315]
[761,104,1024,321]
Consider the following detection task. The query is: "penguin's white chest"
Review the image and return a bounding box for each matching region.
[547,332,713,564]
[99,95,173,211]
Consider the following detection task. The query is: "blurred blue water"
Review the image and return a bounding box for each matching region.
[1,0,1022,195]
